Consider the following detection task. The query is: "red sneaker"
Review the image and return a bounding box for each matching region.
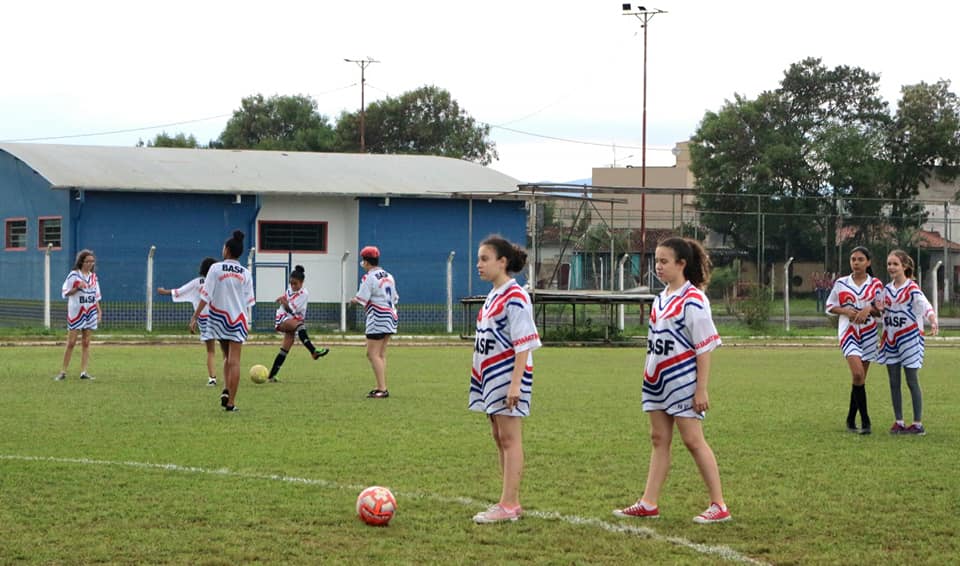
[613,501,660,519]
[904,423,926,436]
[889,422,907,434]
[693,503,731,524]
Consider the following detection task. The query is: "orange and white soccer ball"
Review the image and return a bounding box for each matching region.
[356,486,397,526]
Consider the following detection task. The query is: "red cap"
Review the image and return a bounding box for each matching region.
[360,245,380,259]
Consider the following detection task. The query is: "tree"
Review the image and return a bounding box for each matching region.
[138,132,201,148]
[691,58,892,267]
[336,85,497,165]
[216,94,337,152]
[885,80,960,236]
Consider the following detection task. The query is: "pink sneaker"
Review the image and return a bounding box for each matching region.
[613,500,660,519]
[693,503,731,524]
[473,504,522,524]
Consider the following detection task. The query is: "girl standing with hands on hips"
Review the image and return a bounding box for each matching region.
[878,250,938,435]
[190,230,255,412]
[267,265,329,383]
[158,257,219,386]
[826,246,883,434]
[54,249,102,381]
[613,237,730,524]
[470,235,541,524]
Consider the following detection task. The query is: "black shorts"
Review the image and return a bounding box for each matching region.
[365,333,393,341]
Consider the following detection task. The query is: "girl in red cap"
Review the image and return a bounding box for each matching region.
[352,245,399,398]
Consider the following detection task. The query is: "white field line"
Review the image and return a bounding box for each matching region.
[1,454,768,565]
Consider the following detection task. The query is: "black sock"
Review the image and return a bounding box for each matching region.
[854,384,870,428]
[297,326,317,355]
[847,386,857,426]
[270,348,289,378]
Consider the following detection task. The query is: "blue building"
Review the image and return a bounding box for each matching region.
[0,143,526,327]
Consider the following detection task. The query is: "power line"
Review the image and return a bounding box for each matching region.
[0,114,231,143]
[488,124,676,152]
[0,83,361,144]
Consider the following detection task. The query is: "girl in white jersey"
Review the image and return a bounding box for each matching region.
[470,235,541,524]
[878,250,938,435]
[190,231,255,412]
[266,265,329,383]
[614,237,730,524]
[158,257,218,386]
[826,246,883,434]
[352,246,398,398]
[54,249,102,381]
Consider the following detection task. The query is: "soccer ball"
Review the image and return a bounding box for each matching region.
[356,486,397,526]
[249,364,268,384]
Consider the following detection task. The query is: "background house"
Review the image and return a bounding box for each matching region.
[0,143,525,328]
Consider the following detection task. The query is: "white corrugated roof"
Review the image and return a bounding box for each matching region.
[0,142,520,197]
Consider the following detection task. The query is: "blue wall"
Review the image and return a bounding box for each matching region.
[71,191,259,301]
[0,147,260,302]
[0,152,70,300]
[357,197,528,303]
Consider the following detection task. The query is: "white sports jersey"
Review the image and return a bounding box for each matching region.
[469,279,542,417]
[62,270,101,331]
[275,286,309,328]
[877,279,934,369]
[199,260,255,342]
[643,281,721,418]
[171,276,212,341]
[354,267,398,335]
[825,275,882,360]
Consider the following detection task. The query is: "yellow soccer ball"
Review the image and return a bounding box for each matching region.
[249,364,269,384]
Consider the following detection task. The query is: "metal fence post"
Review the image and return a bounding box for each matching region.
[44,243,53,329]
[446,251,456,334]
[146,246,156,332]
[784,257,794,331]
[618,253,629,331]
[247,247,256,328]
[932,260,943,317]
[340,251,351,333]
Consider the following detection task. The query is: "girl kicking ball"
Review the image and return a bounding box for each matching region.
[266,265,329,383]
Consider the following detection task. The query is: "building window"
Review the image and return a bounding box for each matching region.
[5,218,27,250]
[258,221,328,253]
[39,217,62,249]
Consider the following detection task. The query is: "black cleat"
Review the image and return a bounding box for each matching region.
[220,389,229,407]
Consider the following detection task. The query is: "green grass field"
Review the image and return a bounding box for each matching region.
[1,342,958,564]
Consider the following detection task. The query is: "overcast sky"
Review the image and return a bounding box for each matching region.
[2,0,957,183]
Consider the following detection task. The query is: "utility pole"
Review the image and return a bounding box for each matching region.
[622,4,665,284]
[344,57,379,152]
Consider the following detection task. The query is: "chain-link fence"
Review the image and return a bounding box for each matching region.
[5,192,958,332]
[532,193,960,309]
[0,246,468,334]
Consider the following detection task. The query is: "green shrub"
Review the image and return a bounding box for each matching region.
[740,285,773,331]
